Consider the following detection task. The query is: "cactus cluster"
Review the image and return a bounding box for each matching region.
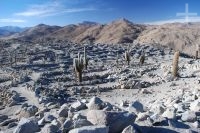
[172,51,180,78]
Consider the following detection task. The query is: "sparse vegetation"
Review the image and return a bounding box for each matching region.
[172,51,180,78]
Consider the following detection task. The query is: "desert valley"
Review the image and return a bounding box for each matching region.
[0,17,200,133]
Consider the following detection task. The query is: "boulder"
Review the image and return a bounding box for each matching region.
[87,110,107,125]
[190,100,200,112]
[71,100,86,111]
[14,117,39,133]
[128,101,144,114]
[58,104,68,117]
[86,97,105,110]
[41,124,59,133]
[74,119,93,128]
[87,110,136,133]
[181,111,196,122]
[0,114,8,123]
[162,107,176,119]
[122,125,138,133]
[150,104,165,115]
[19,105,38,119]
[68,125,109,133]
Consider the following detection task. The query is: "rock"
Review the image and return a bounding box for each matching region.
[58,104,68,117]
[74,119,93,128]
[41,124,59,133]
[86,96,105,110]
[73,113,85,120]
[149,113,166,126]
[1,118,17,126]
[122,125,138,133]
[128,101,144,114]
[190,100,200,112]
[63,118,73,131]
[140,89,152,94]
[38,117,45,126]
[19,105,38,119]
[44,114,56,123]
[181,111,196,122]
[0,115,8,123]
[192,121,200,128]
[8,99,17,107]
[21,103,28,108]
[136,112,149,121]
[68,125,109,133]
[176,104,185,113]
[71,100,86,111]
[87,110,136,133]
[150,104,165,115]
[8,122,17,128]
[51,119,61,128]
[14,117,39,133]
[87,110,107,125]
[162,107,176,119]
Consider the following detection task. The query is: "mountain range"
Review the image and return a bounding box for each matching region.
[1,18,200,56]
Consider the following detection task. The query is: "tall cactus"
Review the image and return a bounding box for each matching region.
[73,52,84,82]
[195,44,199,60]
[83,47,89,70]
[124,51,130,65]
[140,50,145,65]
[116,52,119,67]
[172,51,180,78]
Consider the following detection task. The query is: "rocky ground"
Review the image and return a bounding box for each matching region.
[0,42,200,133]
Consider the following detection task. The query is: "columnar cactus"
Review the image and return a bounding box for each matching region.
[116,52,119,67]
[172,51,180,78]
[195,44,199,60]
[124,51,130,65]
[83,47,89,70]
[73,52,84,82]
[140,50,145,65]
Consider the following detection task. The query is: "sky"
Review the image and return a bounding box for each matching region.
[0,0,200,27]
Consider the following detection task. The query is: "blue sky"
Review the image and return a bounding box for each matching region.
[0,0,200,27]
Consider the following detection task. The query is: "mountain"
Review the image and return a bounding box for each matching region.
[2,19,200,56]
[136,23,200,56]
[5,24,62,41]
[0,26,27,37]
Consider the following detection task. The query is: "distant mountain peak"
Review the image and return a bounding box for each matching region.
[78,21,99,26]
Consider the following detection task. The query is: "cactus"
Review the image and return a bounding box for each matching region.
[116,52,119,67]
[195,51,198,60]
[124,51,130,65]
[83,47,89,70]
[73,52,84,82]
[172,51,180,78]
[140,50,145,65]
[195,44,199,60]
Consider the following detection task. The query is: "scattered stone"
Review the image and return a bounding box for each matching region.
[122,125,138,133]
[150,104,165,115]
[14,117,39,133]
[62,118,73,131]
[87,110,136,133]
[128,100,144,114]
[68,125,109,133]
[71,100,86,111]
[58,104,68,117]
[87,110,107,125]
[7,122,17,128]
[0,115,8,123]
[86,96,105,110]
[181,111,196,122]
[162,107,176,119]
[74,119,93,128]
[190,100,200,112]
[136,112,149,121]
[1,118,18,126]
[149,113,166,126]
[41,124,59,133]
